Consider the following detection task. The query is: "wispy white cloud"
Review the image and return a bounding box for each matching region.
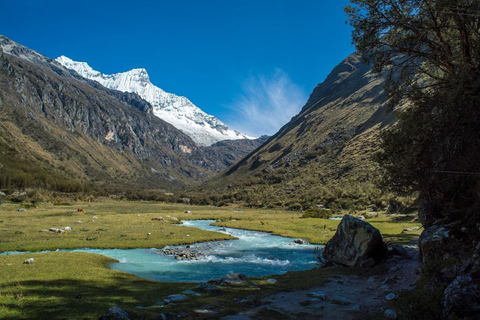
[225,69,307,137]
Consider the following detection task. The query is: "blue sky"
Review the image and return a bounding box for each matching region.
[1,0,354,136]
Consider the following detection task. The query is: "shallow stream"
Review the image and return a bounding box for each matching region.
[10,220,321,282]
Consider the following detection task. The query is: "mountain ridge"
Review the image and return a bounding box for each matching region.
[0,35,264,191]
[56,55,254,146]
[201,53,396,209]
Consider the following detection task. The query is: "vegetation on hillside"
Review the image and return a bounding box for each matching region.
[346,0,480,318]
[347,0,480,227]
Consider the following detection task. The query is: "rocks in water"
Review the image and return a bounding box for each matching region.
[322,215,388,267]
[384,309,398,319]
[293,238,308,245]
[23,258,34,264]
[97,306,130,320]
[160,247,201,260]
[164,294,189,303]
[443,275,480,319]
[195,282,222,293]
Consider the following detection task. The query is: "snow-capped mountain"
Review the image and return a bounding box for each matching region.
[55,56,253,146]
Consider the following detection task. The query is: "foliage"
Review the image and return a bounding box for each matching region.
[301,207,332,219]
[346,0,480,227]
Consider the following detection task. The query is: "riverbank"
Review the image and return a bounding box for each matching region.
[0,200,422,319]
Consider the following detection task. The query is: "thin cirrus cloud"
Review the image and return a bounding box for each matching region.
[226,69,308,137]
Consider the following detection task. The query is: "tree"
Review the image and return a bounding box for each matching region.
[345,0,480,227]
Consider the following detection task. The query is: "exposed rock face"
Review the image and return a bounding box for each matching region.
[443,275,480,319]
[418,225,448,264]
[322,215,388,267]
[0,35,266,189]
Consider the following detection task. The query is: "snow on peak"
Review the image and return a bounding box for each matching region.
[56,56,254,146]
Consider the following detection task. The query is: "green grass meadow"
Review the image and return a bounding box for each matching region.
[0,200,422,319]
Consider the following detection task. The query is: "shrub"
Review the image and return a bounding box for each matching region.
[301,207,332,219]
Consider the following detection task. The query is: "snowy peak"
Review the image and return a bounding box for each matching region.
[56,56,254,146]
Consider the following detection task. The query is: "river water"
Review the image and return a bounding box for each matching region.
[9,220,321,282]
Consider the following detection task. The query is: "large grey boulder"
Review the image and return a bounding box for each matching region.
[322,215,388,267]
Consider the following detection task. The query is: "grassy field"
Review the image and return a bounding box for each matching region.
[0,200,422,319]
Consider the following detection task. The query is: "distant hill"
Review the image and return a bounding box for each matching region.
[200,54,396,210]
[0,36,264,193]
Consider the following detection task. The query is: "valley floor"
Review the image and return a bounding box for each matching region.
[0,200,422,319]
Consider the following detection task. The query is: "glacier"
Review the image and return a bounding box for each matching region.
[56,55,254,146]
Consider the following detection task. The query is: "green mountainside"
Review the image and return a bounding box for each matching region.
[200,54,397,210]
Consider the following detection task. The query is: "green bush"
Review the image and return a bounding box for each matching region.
[301,207,332,219]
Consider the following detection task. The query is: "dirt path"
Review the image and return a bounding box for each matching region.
[223,246,420,319]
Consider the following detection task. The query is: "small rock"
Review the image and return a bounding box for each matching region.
[309,291,327,300]
[23,258,34,264]
[220,273,247,285]
[182,289,201,296]
[164,294,189,303]
[384,309,398,319]
[360,257,376,268]
[97,306,130,320]
[64,226,72,231]
[194,309,218,315]
[391,245,411,259]
[385,293,397,301]
[294,238,308,245]
[16,208,27,212]
[367,276,376,282]
[267,278,277,284]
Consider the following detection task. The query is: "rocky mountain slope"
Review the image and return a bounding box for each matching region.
[0,35,263,191]
[203,54,396,209]
[56,56,253,146]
